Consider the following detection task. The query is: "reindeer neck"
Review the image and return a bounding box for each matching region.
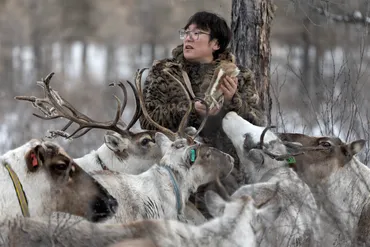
[150,164,192,217]
[74,148,110,173]
[259,165,296,183]
[311,159,370,235]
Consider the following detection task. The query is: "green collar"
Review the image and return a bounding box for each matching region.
[286,156,296,168]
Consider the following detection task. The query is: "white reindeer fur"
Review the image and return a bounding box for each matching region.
[74,131,160,174]
[3,191,279,247]
[91,132,233,224]
[223,111,370,246]
[0,139,54,220]
[222,111,321,247]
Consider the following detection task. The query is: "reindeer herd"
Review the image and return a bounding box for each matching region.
[0,64,368,247]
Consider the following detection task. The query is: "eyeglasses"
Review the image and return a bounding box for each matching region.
[179,29,210,40]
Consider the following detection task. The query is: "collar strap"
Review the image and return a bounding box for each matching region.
[163,166,182,215]
[3,161,30,217]
[96,154,109,171]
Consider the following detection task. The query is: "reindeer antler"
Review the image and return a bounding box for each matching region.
[15,72,139,139]
[259,126,305,161]
[134,68,209,142]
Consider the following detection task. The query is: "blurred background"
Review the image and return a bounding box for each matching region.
[0,0,369,162]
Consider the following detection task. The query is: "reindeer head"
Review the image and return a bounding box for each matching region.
[276,133,366,184]
[222,112,305,182]
[103,129,161,173]
[203,62,240,110]
[15,73,164,173]
[155,132,234,193]
[1,139,117,221]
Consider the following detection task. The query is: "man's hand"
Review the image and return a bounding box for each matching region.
[194,101,221,116]
[220,76,238,102]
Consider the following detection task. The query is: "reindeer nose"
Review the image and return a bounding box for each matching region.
[108,196,118,214]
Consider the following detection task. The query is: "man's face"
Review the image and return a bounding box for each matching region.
[182,24,220,63]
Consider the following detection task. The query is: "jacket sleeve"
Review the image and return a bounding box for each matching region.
[139,62,202,132]
[222,67,266,126]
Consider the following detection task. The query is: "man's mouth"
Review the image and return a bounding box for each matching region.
[185,45,194,49]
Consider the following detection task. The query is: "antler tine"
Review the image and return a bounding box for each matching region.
[109,81,128,118]
[174,75,193,139]
[258,127,307,161]
[125,80,142,130]
[259,125,277,149]
[15,72,128,139]
[135,68,177,140]
[190,97,209,141]
[162,69,200,141]
[163,69,195,100]
[62,94,124,139]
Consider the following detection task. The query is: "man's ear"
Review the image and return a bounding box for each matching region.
[211,39,220,51]
[25,145,45,172]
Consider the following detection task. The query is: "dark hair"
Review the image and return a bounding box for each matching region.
[184,11,232,59]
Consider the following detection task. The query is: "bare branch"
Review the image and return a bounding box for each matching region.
[296,0,370,25]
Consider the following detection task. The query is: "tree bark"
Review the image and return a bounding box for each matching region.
[231,0,276,125]
[301,18,312,96]
[0,40,14,95]
[105,42,116,83]
[81,39,88,80]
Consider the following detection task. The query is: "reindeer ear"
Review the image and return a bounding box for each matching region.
[350,139,366,155]
[104,133,129,152]
[25,145,45,172]
[155,132,172,155]
[205,190,226,217]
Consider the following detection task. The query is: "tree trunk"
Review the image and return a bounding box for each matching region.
[42,43,53,77]
[231,0,276,125]
[150,42,156,66]
[81,39,88,80]
[63,42,72,79]
[301,18,312,96]
[105,42,116,83]
[0,40,14,95]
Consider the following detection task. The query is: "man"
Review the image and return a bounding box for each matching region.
[140,11,265,216]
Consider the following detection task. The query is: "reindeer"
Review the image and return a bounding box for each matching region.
[222,111,321,247]
[274,132,368,247]
[4,190,280,247]
[0,138,117,223]
[15,73,162,175]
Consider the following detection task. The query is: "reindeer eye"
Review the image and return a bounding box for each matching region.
[320,141,331,147]
[140,138,152,146]
[52,163,68,171]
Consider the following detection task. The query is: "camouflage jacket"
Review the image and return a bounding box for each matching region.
[139,44,265,192]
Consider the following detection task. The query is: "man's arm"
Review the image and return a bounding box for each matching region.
[223,67,265,126]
